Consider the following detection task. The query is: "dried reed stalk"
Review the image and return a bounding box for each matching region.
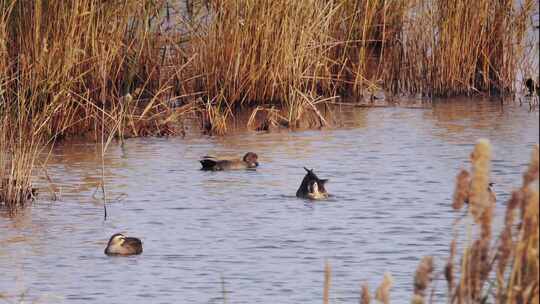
[324,261,331,304]
[413,256,434,302]
[375,273,393,304]
[360,283,371,304]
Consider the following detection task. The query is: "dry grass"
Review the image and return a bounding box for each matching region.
[0,1,536,206]
[179,0,536,133]
[0,0,188,209]
[187,0,345,134]
[392,0,535,96]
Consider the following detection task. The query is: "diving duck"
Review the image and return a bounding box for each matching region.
[104,233,143,256]
[296,167,329,200]
[525,78,540,96]
[200,152,259,171]
[526,78,534,96]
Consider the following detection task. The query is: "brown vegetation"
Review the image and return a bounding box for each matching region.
[335,141,539,303]
[0,1,536,206]
[0,0,187,209]
[446,141,538,303]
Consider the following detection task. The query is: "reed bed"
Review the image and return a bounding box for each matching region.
[0,0,536,207]
[184,0,535,133]
[185,0,411,133]
[393,0,536,96]
[0,0,187,209]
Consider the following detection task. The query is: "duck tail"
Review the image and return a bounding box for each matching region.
[200,158,217,170]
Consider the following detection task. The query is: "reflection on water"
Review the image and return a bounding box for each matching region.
[0,98,538,303]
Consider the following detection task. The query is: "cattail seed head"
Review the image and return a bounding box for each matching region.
[375,273,393,304]
[360,283,371,304]
[411,295,425,304]
[414,256,434,299]
[469,139,492,223]
[453,169,470,210]
[522,144,539,189]
[445,240,456,293]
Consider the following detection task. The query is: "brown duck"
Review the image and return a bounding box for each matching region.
[104,233,143,256]
[200,152,259,171]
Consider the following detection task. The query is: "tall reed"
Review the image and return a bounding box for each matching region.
[183,0,534,133]
[0,0,180,209]
[391,0,535,96]
[189,0,345,133]
[0,0,536,208]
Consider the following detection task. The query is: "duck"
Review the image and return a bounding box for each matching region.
[296,167,329,200]
[200,152,259,171]
[525,78,536,96]
[104,233,143,256]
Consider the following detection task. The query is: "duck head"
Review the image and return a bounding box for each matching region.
[296,167,329,200]
[105,233,143,256]
[243,152,259,168]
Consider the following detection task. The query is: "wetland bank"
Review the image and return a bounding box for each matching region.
[1,0,539,303]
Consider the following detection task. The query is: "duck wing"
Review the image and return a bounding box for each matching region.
[200,156,220,171]
[123,237,143,254]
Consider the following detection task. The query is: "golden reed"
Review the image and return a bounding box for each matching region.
[1,1,535,207]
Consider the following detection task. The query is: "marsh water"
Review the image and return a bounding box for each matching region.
[1,98,538,303]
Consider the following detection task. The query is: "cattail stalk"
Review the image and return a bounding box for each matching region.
[452,169,470,210]
[323,261,331,304]
[375,273,393,304]
[412,256,434,304]
[468,139,492,223]
[360,283,371,304]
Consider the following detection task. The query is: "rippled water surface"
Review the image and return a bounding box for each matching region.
[1,98,538,303]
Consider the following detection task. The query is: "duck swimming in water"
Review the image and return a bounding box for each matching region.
[296,167,329,200]
[104,233,143,256]
[200,152,259,171]
[525,78,540,97]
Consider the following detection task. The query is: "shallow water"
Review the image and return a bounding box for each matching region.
[1,98,538,303]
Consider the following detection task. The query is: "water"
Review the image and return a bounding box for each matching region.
[0,98,538,303]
